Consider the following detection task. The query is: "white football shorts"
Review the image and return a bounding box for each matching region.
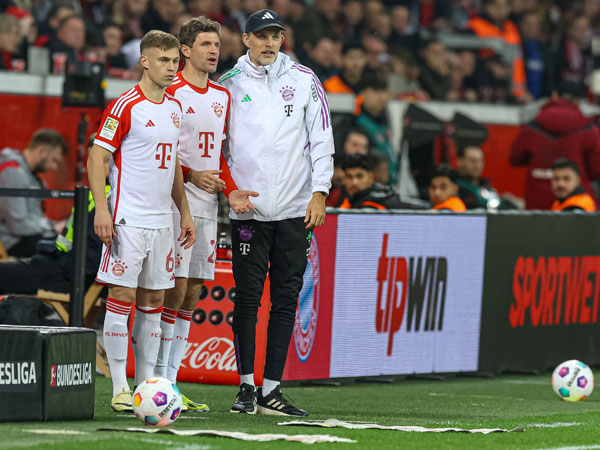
[172,213,217,281]
[97,225,175,290]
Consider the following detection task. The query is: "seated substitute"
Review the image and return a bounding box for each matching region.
[338,154,414,210]
[0,133,108,295]
[0,129,67,257]
[550,158,597,212]
[429,164,467,212]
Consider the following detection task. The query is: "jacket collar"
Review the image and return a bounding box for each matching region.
[236,51,291,80]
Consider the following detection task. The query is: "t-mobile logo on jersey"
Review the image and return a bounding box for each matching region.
[284,105,293,117]
[199,132,215,158]
[156,143,173,169]
[240,243,250,255]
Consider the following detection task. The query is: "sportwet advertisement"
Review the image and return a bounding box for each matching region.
[479,213,600,373]
[328,214,487,378]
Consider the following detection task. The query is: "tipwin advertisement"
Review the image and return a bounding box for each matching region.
[328,214,487,378]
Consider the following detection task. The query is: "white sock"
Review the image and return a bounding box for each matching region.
[155,307,177,378]
[132,305,163,387]
[167,309,192,383]
[104,297,132,397]
[262,378,280,396]
[241,373,255,387]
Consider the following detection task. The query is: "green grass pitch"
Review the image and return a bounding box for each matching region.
[2,373,600,449]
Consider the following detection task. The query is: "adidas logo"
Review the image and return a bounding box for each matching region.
[145,120,155,127]
[241,94,252,103]
[186,106,195,114]
[262,12,274,19]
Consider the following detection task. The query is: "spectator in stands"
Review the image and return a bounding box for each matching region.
[456,145,509,209]
[0,133,107,295]
[519,11,555,100]
[418,39,459,101]
[429,164,467,211]
[35,3,75,48]
[343,128,369,156]
[119,0,148,43]
[468,0,530,103]
[323,42,366,94]
[0,13,19,70]
[141,0,182,34]
[338,154,407,210]
[103,23,128,70]
[550,158,596,212]
[449,49,478,102]
[0,129,67,257]
[326,154,346,207]
[302,34,339,81]
[362,33,387,72]
[341,0,364,43]
[510,81,600,209]
[48,15,86,73]
[216,25,244,77]
[354,74,397,185]
[389,5,418,50]
[80,0,115,28]
[557,14,593,86]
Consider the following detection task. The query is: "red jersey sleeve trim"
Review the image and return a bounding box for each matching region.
[220,152,238,197]
[181,164,191,181]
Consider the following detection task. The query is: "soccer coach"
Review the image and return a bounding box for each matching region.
[219,9,334,416]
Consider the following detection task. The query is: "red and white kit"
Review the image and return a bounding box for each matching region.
[94,84,182,289]
[167,73,236,281]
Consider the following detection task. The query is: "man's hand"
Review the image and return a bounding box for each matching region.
[178,213,196,249]
[304,192,327,229]
[189,170,226,194]
[228,190,259,214]
[94,208,115,246]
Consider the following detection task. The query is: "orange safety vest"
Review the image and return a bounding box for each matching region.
[551,193,597,212]
[323,75,355,94]
[467,16,526,98]
[432,196,467,212]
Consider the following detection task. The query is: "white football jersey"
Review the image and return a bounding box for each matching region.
[94,84,182,229]
[167,74,230,220]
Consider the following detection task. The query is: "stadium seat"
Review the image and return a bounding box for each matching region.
[36,284,110,377]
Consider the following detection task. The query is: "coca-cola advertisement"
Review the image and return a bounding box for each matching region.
[126,261,271,385]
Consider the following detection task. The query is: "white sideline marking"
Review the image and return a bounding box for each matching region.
[121,436,213,449]
[22,429,89,435]
[533,446,600,450]
[528,422,582,428]
[503,379,548,385]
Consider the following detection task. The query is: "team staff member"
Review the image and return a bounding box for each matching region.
[429,164,467,212]
[155,16,258,412]
[219,9,334,416]
[550,158,596,212]
[88,30,195,412]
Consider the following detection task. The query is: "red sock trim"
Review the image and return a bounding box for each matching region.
[135,305,164,314]
[177,309,193,321]
[161,307,177,324]
[106,297,133,315]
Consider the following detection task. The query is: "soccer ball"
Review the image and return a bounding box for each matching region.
[551,360,594,402]
[132,377,183,426]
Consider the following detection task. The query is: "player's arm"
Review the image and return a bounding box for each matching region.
[172,155,196,249]
[304,76,334,229]
[184,164,226,194]
[87,144,115,245]
[219,152,258,213]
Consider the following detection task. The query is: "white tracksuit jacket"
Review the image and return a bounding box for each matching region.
[219,52,334,222]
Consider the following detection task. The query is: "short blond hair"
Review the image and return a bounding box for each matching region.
[178,16,221,48]
[140,30,180,54]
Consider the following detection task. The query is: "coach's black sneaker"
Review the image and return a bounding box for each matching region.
[256,386,309,416]
[230,383,257,414]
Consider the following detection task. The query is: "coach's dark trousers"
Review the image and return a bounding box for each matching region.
[230,218,310,381]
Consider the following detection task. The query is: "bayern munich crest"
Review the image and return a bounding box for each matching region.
[111,260,127,277]
[293,234,319,362]
[171,112,180,128]
[212,102,223,118]
[280,85,295,102]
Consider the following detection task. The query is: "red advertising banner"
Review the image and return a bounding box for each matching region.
[283,215,338,381]
[126,260,271,385]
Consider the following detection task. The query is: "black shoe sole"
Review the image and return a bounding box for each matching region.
[230,405,257,414]
[257,405,308,416]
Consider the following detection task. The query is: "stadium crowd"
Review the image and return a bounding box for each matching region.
[1,0,600,213]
